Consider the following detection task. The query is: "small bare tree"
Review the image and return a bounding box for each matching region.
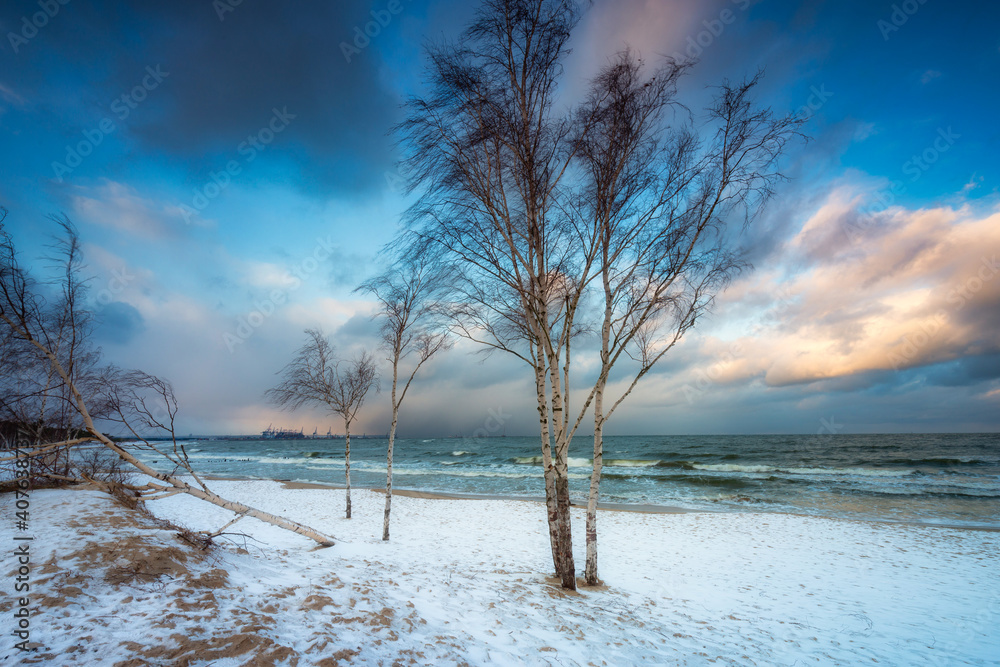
[266,330,378,519]
[0,211,103,483]
[0,215,336,546]
[358,251,449,540]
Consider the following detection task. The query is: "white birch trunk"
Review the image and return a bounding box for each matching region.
[383,359,399,541]
[344,420,352,519]
[92,433,336,545]
[586,269,614,585]
[11,327,337,546]
[585,407,604,585]
[534,358,563,575]
[544,342,576,590]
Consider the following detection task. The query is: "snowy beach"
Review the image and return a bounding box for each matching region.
[4,479,999,666]
[4,0,1000,665]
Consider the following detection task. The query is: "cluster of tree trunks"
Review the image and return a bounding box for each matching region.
[395,0,798,588]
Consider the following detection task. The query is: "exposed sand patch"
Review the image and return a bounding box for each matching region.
[7,490,413,665]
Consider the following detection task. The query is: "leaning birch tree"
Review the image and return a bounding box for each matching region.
[0,215,336,546]
[358,253,449,540]
[569,58,801,584]
[266,330,378,519]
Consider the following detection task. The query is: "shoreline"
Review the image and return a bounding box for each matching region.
[202,474,1000,532]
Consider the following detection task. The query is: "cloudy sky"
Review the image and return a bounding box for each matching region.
[2,0,998,436]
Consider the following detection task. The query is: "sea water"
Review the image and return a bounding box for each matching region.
[140,433,1000,528]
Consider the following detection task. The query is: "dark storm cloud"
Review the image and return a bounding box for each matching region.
[335,311,381,342]
[93,300,146,345]
[924,355,1000,388]
[2,0,405,196]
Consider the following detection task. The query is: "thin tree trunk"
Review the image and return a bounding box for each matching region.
[586,266,613,585]
[383,360,399,541]
[344,420,352,519]
[531,282,576,589]
[383,414,396,540]
[90,432,335,545]
[546,345,576,590]
[553,455,575,589]
[585,410,604,585]
[534,348,563,577]
[137,454,335,545]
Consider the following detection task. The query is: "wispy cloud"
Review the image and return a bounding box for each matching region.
[0,81,25,106]
[962,173,984,193]
[920,69,942,84]
[70,180,204,239]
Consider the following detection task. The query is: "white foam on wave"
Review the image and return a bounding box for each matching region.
[692,463,916,477]
[301,465,585,480]
[692,464,773,474]
[605,459,662,468]
[427,469,589,480]
[512,456,592,467]
[259,456,327,466]
[183,452,258,461]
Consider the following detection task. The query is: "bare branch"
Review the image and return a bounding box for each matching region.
[0,214,337,547]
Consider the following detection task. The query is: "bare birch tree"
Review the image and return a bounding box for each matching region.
[0,215,336,546]
[568,57,801,584]
[266,330,378,519]
[358,253,449,540]
[397,0,594,588]
[395,0,802,589]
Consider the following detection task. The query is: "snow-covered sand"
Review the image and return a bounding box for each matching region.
[3,480,999,665]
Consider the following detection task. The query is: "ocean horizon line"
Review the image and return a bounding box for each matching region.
[129,430,1000,441]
